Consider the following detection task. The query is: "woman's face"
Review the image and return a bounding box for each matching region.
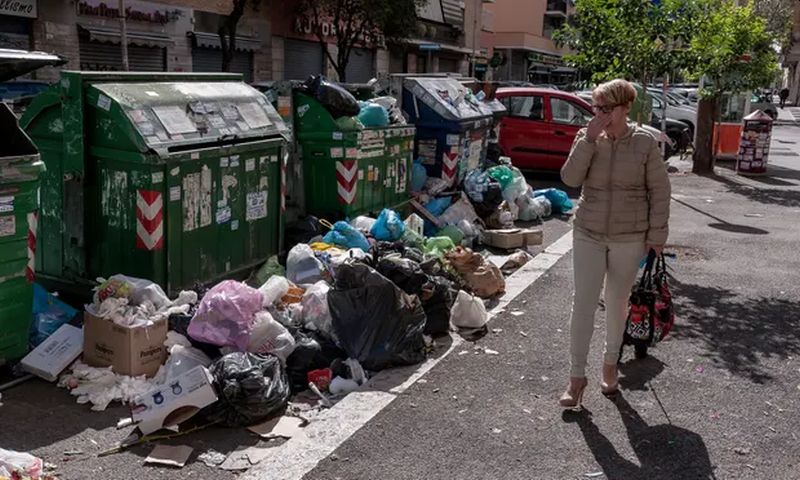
[592,96,631,127]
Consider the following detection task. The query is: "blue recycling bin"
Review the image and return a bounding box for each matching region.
[401,77,494,187]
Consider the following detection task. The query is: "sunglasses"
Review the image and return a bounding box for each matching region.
[592,104,619,114]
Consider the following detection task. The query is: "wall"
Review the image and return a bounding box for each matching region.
[487,0,543,37]
[32,0,79,82]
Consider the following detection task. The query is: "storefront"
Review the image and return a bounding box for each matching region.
[283,38,325,81]
[0,0,37,50]
[188,31,258,82]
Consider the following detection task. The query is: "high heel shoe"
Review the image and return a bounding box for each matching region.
[559,377,588,408]
[600,364,619,396]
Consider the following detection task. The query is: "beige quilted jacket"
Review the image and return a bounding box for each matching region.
[561,124,671,245]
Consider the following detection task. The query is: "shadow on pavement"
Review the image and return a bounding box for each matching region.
[563,394,715,480]
[670,278,800,384]
[704,171,800,208]
[672,197,769,235]
[618,357,666,392]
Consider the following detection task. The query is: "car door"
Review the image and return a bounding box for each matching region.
[498,93,550,169]
[546,95,593,169]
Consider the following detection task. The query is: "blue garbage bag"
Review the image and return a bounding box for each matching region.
[31,283,79,347]
[323,221,371,251]
[425,196,452,216]
[371,208,406,241]
[357,102,390,127]
[532,188,574,214]
[411,159,428,193]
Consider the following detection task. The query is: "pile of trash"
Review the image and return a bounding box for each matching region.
[300,75,407,129]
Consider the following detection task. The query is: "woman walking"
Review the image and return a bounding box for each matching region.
[558,79,671,407]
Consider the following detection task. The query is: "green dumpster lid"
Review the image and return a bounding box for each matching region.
[89,81,288,150]
[0,48,67,82]
[403,77,494,122]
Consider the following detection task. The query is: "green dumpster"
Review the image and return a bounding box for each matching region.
[293,91,416,219]
[21,71,289,296]
[0,102,45,363]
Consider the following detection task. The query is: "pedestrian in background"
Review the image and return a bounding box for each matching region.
[558,79,671,408]
[779,88,790,109]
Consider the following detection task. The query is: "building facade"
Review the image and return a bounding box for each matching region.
[483,0,575,84]
[784,6,800,104]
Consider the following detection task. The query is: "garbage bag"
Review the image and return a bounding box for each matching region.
[485,201,515,229]
[350,215,377,232]
[328,262,426,371]
[335,116,364,131]
[487,165,514,190]
[516,194,540,222]
[464,169,490,203]
[31,284,79,347]
[323,221,371,251]
[425,196,453,217]
[371,208,405,242]
[286,329,347,393]
[450,290,488,329]
[286,244,325,285]
[301,281,335,340]
[258,275,291,308]
[439,194,481,227]
[532,188,574,214]
[248,311,297,363]
[357,102,389,127]
[203,352,291,427]
[445,247,506,298]
[502,168,529,205]
[531,196,552,218]
[424,236,457,258]
[164,344,213,382]
[376,256,428,296]
[424,178,450,196]
[401,228,425,249]
[249,255,285,289]
[0,449,43,479]
[423,276,457,336]
[305,75,360,119]
[286,216,325,246]
[188,280,263,351]
[93,274,171,310]
[411,160,428,192]
[471,180,503,219]
[437,224,465,245]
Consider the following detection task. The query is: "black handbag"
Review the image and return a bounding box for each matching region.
[620,250,658,360]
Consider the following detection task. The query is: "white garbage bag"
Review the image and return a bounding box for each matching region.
[286,244,325,285]
[450,290,488,329]
[247,311,297,363]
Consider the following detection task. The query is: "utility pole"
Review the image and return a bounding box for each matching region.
[119,0,129,71]
[469,0,479,77]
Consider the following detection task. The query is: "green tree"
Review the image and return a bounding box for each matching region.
[219,0,263,73]
[688,1,779,173]
[295,0,425,82]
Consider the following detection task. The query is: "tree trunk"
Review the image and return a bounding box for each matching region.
[692,95,718,175]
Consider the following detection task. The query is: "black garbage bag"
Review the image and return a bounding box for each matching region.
[285,329,347,393]
[305,75,360,119]
[471,180,504,219]
[422,276,457,336]
[286,215,325,247]
[328,262,426,371]
[202,352,290,427]
[376,256,428,296]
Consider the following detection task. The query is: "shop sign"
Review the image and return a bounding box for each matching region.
[526,52,563,66]
[293,16,383,46]
[0,0,37,18]
[77,0,184,24]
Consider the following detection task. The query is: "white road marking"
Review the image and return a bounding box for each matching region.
[242,229,575,480]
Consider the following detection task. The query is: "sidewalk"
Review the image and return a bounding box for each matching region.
[774,105,800,125]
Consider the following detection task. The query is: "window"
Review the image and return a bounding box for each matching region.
[550,97,592,126]
[502,95,544,120]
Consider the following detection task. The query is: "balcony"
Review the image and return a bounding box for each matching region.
[543,16,565,39]
[545,0,567,17]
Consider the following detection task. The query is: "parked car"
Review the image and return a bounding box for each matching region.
[648,90,697,136]
[750,91,777,119]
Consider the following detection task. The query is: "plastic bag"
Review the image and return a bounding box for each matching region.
[437,224,465,245]
[258,276,291,308]
[445,247,506,298]
[450,290,488,329]
[323,221,371,251]
[247,311,296,363]
[464,169,490,203]
[424,196,453,217]
[502,168,529,205]
[328,262,426,371]
[93,274,171,310]
[424,178,450,196]
[306,75,360,119]
[376,256,428,296]
[301,281,335,340]
[487,165,514,190]
[423,276,457,335]
[286,216,325,246]
[358,102,389,127]
[0,449,43,478]
[424,236,457,258]
[411,160,428,192]
[485,201,515,229]
[31,284,79,347]
[532,188,574,214]
[286,330,346,393]
[164,344,213,381]
[250,256,285,288]
[350,215,377,232]
[188,280,263,350]
[202,352,291,427]
[286,244,325,285]
[371,209,405,242]
[471,179,503,219]
[439,194,481,227]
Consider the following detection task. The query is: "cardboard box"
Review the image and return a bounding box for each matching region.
[21,324,83,382]
[131,365,218,435]
[483,228,544,250]
[82,312,167,378]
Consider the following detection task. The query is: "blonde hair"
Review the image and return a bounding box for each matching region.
[592,79,637,107]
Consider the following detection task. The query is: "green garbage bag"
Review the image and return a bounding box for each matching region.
[487,166,514,190]
[249,256,285,288]
[436,225,465,245]
[424,236,457,258]
[401,228,425,249]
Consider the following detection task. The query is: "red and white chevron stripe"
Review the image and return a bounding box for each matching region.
[441,150,459,186]
[136,190,164,251]
[25,211,37,282]
[281,155,287,213]
[336,160,358,205]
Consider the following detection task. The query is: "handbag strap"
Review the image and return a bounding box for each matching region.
[639,249,657,289]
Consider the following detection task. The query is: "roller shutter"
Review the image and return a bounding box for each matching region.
[192,47,253,81]
[343,48,375,83]
[79,40,165,71]
[283,38,324,81]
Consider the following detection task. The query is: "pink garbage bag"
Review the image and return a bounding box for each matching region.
[188,280,263,350]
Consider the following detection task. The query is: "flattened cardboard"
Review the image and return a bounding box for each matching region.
[131,365,217,435]
[247,416,306,439]
[21,324,83,382]
[82,312,167,378]
[483,228,543,250]
[145,445,193,468]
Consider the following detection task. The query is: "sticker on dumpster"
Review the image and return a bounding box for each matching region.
[152,172,164,184]
[169,186,181,202]
[0,196,13,213]
[152,106,197,135]
[136,190,164,251]
[222,105,240,120]
[245,158,256,172]
[358,169,364,180]
[446,134,460,146]
[332,132,343,141]
[238,102,272,129]
[0,215,14,237]
[330,147,344,159]
[231,220,239,231]
[145,91,159,97]
[220,157,229,168]
[208,115,226,129]
[170,167,180,176]
[259,156,268,166]
[270,156,278,163]
[246,191,268,221]
[137,122,155,136]
[129,109,147,123]
[346,148,358,158]
[97,94,111,111]
[297,104,310,118]
[367,166,374,182]
[237,121,250,132]
[396,157,408,193]
[418,139,437,166]
[230,156,240,168]
[216,206,231,224]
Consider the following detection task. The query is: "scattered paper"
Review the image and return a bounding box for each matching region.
[585,472,605,478]
[458,350,469,356]
[523,408,532,414]
[734,447,751,455]
[519,331,528,337]
[145,445,193,468]
[197,449,226,467]
[541,376,550,382]
[492,328,503,334]
[220,447,272,471]
[248,416,306,439]
[510,311,525,317]
[484,348,500,355]
[491,428,502,434]
[744,213,764,218]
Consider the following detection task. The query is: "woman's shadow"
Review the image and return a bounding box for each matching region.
[563,394,716,480]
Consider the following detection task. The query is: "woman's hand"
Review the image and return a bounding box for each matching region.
[647,244,664,256]
[586,113,611,142]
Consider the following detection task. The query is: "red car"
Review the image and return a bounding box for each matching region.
[495,87,594,170]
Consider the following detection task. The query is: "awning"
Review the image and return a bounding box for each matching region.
[407,38,473,54]
[188,32,261,52]
[551,66,577,74]
[528,62,552,74]
[78,25,173,48]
